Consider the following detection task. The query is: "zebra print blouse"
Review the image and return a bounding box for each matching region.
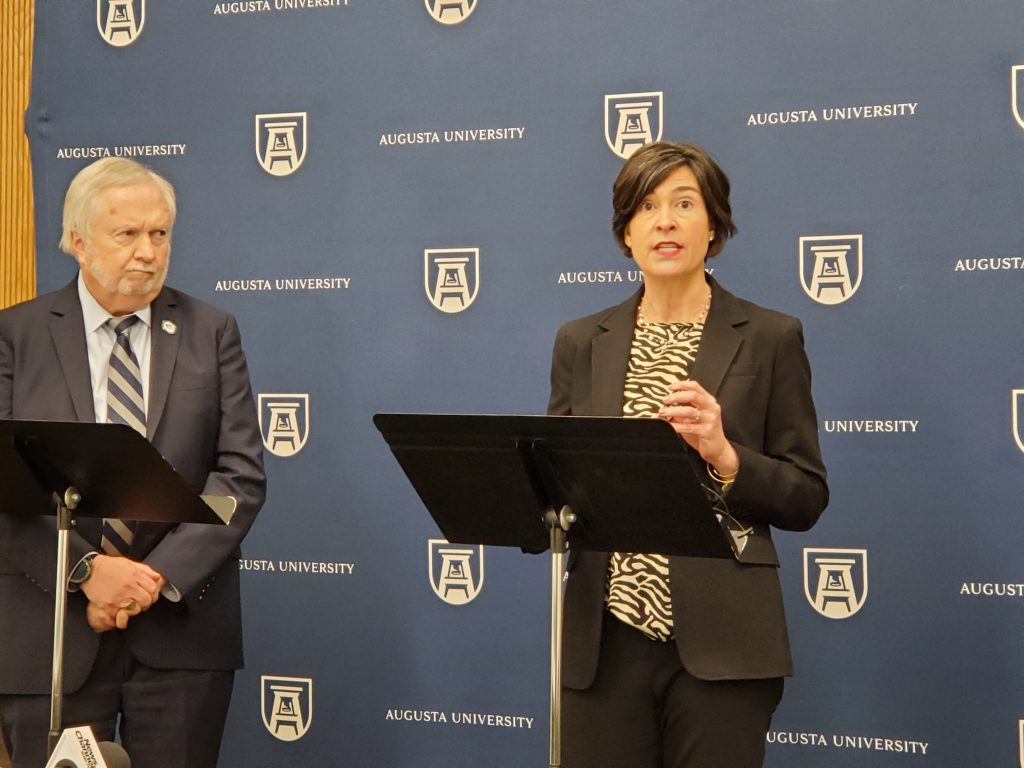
[605,318,704,642]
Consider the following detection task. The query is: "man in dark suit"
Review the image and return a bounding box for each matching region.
[0,157,266,768]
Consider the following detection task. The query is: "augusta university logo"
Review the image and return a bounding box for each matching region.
[97,0,144,47]
[429,539,484,605]
[1012,390,1024,453]
[425,248,479,313]
[803,548,868,619]
[1013,66,1024,131]
[425,0,477,24]
[258,394,309,457]
[256,113,308,177]
[261,675,313,742]
[799,235,863,306]
[605,92,663,159]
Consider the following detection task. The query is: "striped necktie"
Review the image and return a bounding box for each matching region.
[102,315,145,556]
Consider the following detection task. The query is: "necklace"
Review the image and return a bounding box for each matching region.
[637,285,712,326]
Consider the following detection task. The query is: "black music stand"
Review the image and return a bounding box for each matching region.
[373,413,733,768]
[0,419,235,758]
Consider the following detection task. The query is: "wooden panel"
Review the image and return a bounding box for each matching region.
[0,0,36,311]
[0,12,32,767]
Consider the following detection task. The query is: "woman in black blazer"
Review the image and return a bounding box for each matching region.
[548,141,828,768]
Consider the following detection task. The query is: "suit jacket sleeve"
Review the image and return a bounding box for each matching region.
[142,313,266,597]
[547,323,575,417]
[724,315,827,532]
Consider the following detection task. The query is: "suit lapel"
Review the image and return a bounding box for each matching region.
[590,289,641,416]
[584,278,747,411]
[48,281,96,422]
[691,277,747,397]
[147,289,180,440]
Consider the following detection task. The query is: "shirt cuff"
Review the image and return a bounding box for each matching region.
[161,583,183,603]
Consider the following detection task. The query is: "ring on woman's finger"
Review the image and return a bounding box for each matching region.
[694,408,702,423]
[122,599,139,613]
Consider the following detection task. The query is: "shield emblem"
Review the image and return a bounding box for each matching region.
[255,113,308,177]
[429,539,484,605]
[1013,66,1024,131]
[424,0,478,25]
[605,92,663,159]
[258,393,310,457]
[261,675,313,742]
[1012,390,1024,453]
[97,0,145,47]
[803,548,868,619]
[799,235,863,306]
[424,248,479,313]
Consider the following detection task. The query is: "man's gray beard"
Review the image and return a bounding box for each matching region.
[86,255,168,297]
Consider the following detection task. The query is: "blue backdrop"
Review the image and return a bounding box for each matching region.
[26,1,1024,765]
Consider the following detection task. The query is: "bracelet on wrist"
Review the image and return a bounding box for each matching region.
[707,462,738,490]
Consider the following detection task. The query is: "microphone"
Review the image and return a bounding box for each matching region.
[44,726,131,767]
[98,741,132,768]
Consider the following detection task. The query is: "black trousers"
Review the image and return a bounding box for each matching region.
[562,613,784,768]
[0,632,234,768]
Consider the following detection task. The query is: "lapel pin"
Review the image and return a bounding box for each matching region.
[161,320,178,335]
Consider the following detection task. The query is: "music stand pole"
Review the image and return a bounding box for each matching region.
[48,486,81,756]
[545,504,575,768]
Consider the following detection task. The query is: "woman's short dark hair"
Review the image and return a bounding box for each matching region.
[611,141,736,259]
